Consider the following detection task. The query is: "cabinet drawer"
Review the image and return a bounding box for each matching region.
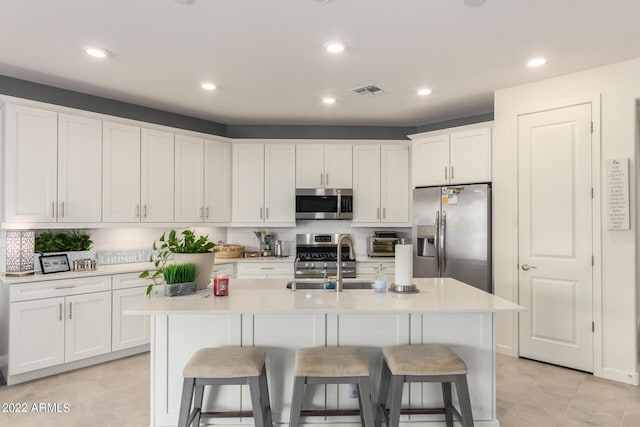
[356,262,395,279]
[112,272,147,290]
[10,276,112,302]
[236,262,293,276]
[213,263,235,278]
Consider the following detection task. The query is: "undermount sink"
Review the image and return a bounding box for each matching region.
[286,281,374,290]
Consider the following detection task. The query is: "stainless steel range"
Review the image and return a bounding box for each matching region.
[294,234,356,279]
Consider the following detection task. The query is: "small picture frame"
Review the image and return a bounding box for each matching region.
[39,254,71,274]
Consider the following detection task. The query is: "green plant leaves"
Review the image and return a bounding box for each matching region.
[35,230,93,253]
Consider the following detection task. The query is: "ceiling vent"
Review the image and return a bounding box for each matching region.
[352,84,385,96]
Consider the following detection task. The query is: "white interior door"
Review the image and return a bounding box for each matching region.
[518,103,593,372]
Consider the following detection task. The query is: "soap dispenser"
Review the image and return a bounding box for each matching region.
[374,263,387,293]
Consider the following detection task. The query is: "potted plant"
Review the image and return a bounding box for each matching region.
[140,229,218,293]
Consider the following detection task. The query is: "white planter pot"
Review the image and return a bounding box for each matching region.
[172,252,215,290]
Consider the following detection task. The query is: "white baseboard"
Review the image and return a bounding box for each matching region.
[496,343,516,357]
[601,367,640,386]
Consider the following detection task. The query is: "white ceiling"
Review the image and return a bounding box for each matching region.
[1,0,639,126]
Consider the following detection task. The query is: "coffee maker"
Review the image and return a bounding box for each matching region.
[254,231,274,257]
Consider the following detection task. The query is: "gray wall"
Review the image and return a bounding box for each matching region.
[0,74,493,139]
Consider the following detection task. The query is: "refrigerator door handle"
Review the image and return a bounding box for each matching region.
[434,211,440,271]
[441,210,447,275]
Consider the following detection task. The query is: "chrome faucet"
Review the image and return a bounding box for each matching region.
[335,234,355,292]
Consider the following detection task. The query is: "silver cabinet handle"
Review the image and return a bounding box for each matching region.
[260,267,275,270]
[382,207,386,219]
[445,167,448,180]
[51,201,56,218]
[320,173,324,187]
[451,166,454,180]
[69,302,72,320]
[200,206,204,219]
[136,204,140,218]
[143,204,147,218]
[377,207,380,219]
[55,285,76,290]
[206,206,210,219]
[326,173,329,186]
[59,303,62,321]
[61,201,65,218]
[521,264,537,271]
[260,207,263,219]
[266,207,269,219]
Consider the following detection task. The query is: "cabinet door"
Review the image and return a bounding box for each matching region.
[295,144,324,188]
[381,144,410,223]
[450,127,492,184]
[102,121,141,222]
[65,291,112,362]
[141,128,174,222]
[4,104,58,222]
[58,114,102,222]
[112,287,149,351]
[264,144,295,224]
[232,143,264,223]
[204,140,231,223]
[352,145,381,223]
[9,297,65,375]
[412,134,450,187]
[324,144,353,188]
[175,135,204,222]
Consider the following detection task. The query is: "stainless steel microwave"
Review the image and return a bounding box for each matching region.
[295,188,353,220]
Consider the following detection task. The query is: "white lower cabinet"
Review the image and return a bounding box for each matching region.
[236,261,294,279]
[64,291,112,363]
[9,297,66,375]
[112,273,151,351]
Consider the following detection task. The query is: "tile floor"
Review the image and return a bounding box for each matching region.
[0,352,638,426]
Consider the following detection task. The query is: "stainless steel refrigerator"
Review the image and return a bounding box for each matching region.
[412,184,492,293]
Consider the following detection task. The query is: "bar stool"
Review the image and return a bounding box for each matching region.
[375,344,474,427]
[177,347,273,427]
[290,347,375,427]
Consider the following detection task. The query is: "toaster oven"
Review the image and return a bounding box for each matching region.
[367,232,404,257]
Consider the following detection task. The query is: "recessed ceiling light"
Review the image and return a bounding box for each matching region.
[324,41,345,53]
[527,57,547,67]
[417,88,432,96]
[322,97,336,104]
[85,47,108,58]
[201,82,217,90]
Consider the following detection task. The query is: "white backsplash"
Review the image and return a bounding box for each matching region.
[226,221,411,257]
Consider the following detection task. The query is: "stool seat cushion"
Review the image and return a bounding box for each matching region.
[294,347,370,377]
[382,344,467,376]
[183,347,266,379]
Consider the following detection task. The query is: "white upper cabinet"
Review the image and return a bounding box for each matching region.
[324,144,353,188]
[232,142,295,226]
[410,123,492,187]
[174,134,204,223]
[296,143,352,189]
[204,139,231,223]
[3,104,58,223]
[352,143,411,226]
[264,144,296,223]
[58,114,102,223]
[141,128,174,222]
[102,122,141,222]
[232,143,264,223]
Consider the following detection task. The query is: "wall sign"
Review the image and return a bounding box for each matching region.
[606,158,629,230]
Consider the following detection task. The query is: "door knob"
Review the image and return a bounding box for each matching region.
[521,264,537,271]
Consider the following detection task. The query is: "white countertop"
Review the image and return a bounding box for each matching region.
[126,278,523,315]
[0,262,155,284]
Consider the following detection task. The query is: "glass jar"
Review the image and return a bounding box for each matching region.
[213,273,229,296]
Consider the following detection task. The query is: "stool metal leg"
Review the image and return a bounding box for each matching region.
[375,359,392,427]
[441,382,453,427]
[249,375,266,427]
[455,374,474,427]
[388,375,404,427]
[358,376,375,427]
[258,366,273,427]
[178,378,195,427]
[192,384,204,427]
[289,376,306,427]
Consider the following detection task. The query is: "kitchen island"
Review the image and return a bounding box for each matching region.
[127,278,522,427]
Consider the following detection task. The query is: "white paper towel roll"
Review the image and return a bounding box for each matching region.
[394,244,413,285]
